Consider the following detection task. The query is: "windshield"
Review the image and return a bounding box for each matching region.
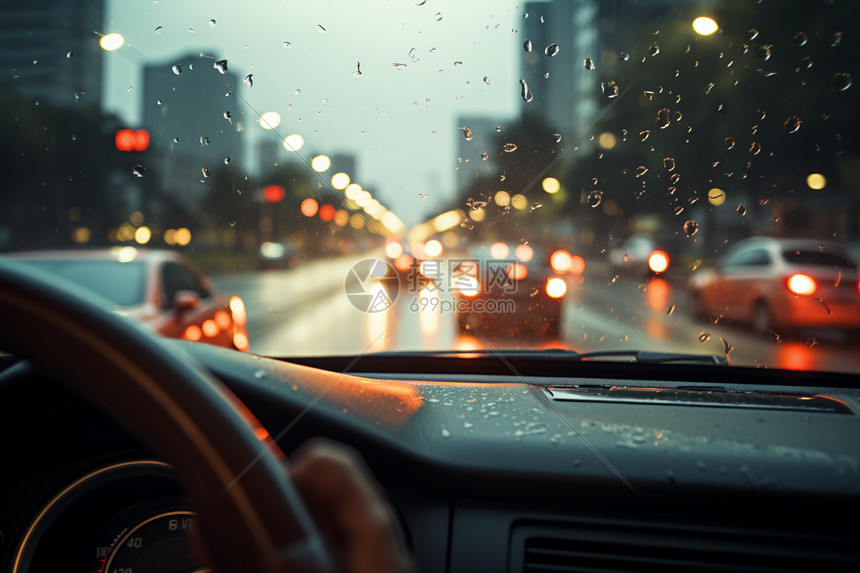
[1,0,858,373]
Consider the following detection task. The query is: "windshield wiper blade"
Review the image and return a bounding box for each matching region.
[567,350,728,365]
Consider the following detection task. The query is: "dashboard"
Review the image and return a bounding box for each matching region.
[1,343,860,572]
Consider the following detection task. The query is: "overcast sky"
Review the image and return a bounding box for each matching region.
[102,0,523,225]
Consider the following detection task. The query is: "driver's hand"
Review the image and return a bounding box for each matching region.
[289,439,415,573]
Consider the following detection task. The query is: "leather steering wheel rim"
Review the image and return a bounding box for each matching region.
[0,259,333,573]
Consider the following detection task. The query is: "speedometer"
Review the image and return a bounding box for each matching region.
[101,510,202,573]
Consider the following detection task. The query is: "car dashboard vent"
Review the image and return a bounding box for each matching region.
[513,520,859,572]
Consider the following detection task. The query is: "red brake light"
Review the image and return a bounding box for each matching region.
[506,263,528,281]
[648,250,669,274]
[550,250,573,273]
[546,277,567,298]
[787,273,817,296]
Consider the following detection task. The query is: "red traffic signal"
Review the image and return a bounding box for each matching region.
[116,129,150,151]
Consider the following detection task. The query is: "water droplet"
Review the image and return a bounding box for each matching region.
[520,79,533,102]
[282,41,292,48]
[663,157,675,171]
[737,203,748,216]
[638,130,650,142]
[253,369,266,379]
[757,45,772,61]
[806,337,817,348]
[393,62,408,70]
[634,166,649,178]
[316,24,326,33]
[482,76,491,85]
[545,43,560,57]
[460,126,473,140]
[156,99,163,106]
[523,39,533,52]
[200,136,210,145]
[503,142,518,152]
[698,332,711,343]
[833,72,853,91]
[756,68,777,77]
[171,64,182,75]
[154,26,163,34]
[601,81,619,98]
[647,42,660,57]
[683,219,699,237]
[724,137,735,150]
[584,57,595,70]
[673,206,684,216]
[352,61,362,76]
[656,108,671,129]
[792,32,808,47]
[214,59,228,74]
[480,152,488,160]
[756,109,766,121]
[799,56,813,70]
[453,60,463,67]
[784,115,802,133]
[201,167,210,178]
[587,190,604,208]
[415,0,427,5]
[408,48,419,62]
[172,137,180,143]
[619,52,630,62]
[243,74,253,87]
[132,164,145,178]
[747,28,759,41]
[224,157,231,164]
[674,111,683,122]
[441,427,450,437]
[749,141,761,155]
[543,72,550,79]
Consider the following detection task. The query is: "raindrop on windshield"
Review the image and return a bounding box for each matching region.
[747,28,759,41]
[208,18,217,28]
[683,220,699,237]
[673,206,684,216]
[749,142,761,155]
[223,111,232,123]
[584,58,595,70]
[666,305,676,316]
[663,157,675,171]
[721,338,733,356]
[757,45,772,61]
[698,332,711,343]
[799,56,813,70]
[214,59,228,74]
[200,136,210,145]
[409,48,419,62]
[434,12,443,21]
[224,157,231,164]
[639,130,650,142]
[756,109,766,121]
[201,167,210,178]
[503,143,518,152]
[523,39,533,52]
[644,90,655,100]
[785,115,801,133]
[460,127,473,140]
[669,173,680,184]
[656,108,671,129]
[173,137,180,143]
[316,24,326,33]
[619,52,630,62]
[725,137,735,150]
[154,26,163,34]
[530,202,543,212]
[282,41,291,48]
[441,427,450,438]
[792,32,808,47]
[132,165,145,178]
[453,60,463,67]
[634,166,648,177]
[649,43,660,56]
[737,204,747,216]
[483,76,491,85]
[601,81,619,98]
[553,133,562,143]
[66,51,73,58]
[545,43,560,56]
[480,152,488,160]
[393,63,408,70]
[171,64,182,75]
[586,191,603,208]
[352,62,362,76]
[243,74,253,87]
[156,99,163,105]
[833,72,853,91]
[520,79,533,102]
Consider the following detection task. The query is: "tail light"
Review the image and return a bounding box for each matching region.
[550,250,573,273]
[515,244,534,262]
[786,273,817,296]
[506,263,528,280]
[546,277,567,298]
[648,250,670,273]
[229,296,247,326]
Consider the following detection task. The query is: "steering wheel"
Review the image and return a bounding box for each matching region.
[0,259,334,573]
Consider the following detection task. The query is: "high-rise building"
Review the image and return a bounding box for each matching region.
[0,0,105,107]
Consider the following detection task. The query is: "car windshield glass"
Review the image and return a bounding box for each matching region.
[17,260,146,307]
[782,250,856,269]
[1,0,859,373]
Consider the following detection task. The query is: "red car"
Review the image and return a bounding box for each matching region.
[688,237,860,336]
[1,248,249,351]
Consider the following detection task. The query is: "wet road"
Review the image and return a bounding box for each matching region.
[212,257,860,373]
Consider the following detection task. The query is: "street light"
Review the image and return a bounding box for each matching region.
[99,33,124,51]
[692,17,718,36]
